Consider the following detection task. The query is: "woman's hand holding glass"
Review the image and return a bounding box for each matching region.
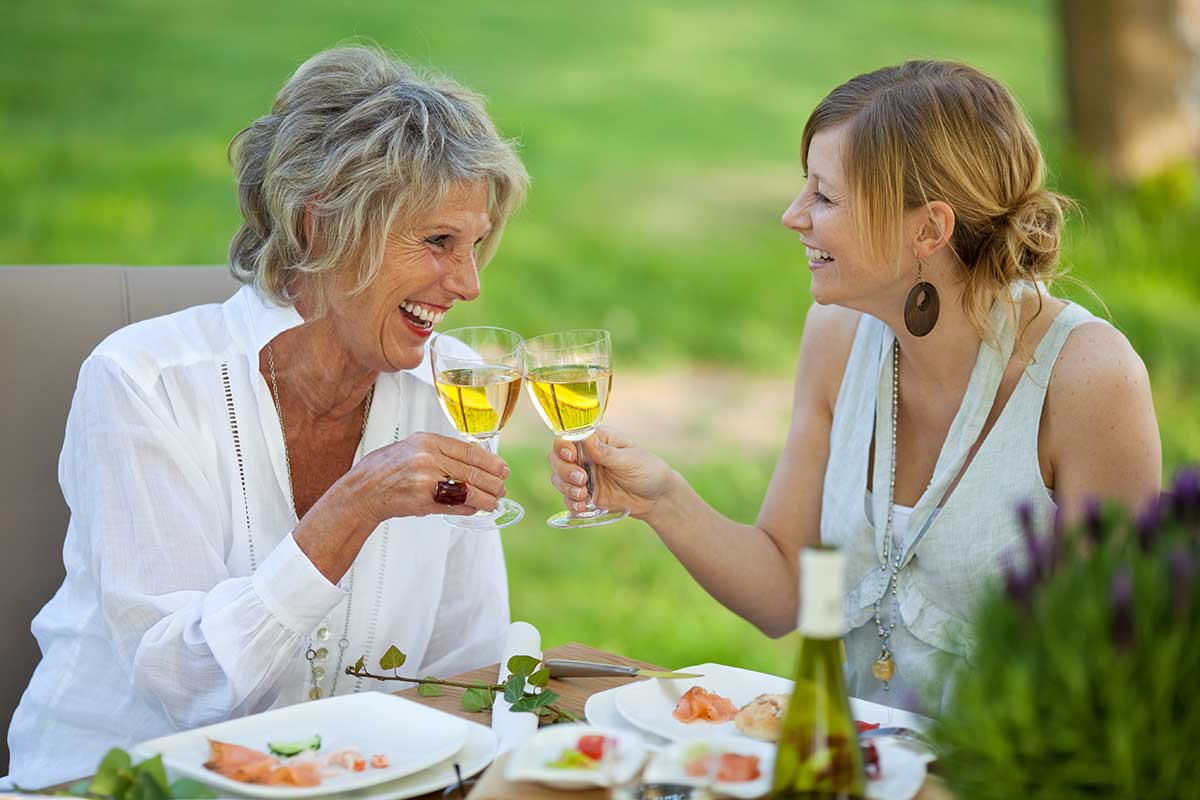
[547,426,677,521]
[431,326,526,529]
[343,432,510,523]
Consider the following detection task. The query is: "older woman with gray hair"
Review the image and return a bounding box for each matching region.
[8,46,529,787]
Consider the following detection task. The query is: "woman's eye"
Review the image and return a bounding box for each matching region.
[814,191,832,205]
[425,234,451,249]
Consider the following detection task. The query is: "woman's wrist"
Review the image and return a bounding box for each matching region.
[639,468,690,529]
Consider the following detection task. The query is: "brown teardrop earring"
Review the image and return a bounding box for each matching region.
[904,256,940,336]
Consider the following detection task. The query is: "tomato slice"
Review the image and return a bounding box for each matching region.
[577,735,606,761]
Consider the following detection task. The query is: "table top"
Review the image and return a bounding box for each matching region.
[397,642,952,800]
[49,642,950,799]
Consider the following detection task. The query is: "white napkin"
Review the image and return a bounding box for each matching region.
[491,621,542,754]
[867,739,937,800]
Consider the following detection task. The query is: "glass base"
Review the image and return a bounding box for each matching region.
[546,506,630,529]
[444,497,524,530]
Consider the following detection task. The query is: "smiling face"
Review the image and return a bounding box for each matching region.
[781,124,913,310]
[322,180,494,372]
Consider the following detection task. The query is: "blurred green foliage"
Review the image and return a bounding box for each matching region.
[3,0,1197,676]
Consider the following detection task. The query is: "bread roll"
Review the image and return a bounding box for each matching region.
[733,692,789,741]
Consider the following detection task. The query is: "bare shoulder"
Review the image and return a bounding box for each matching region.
[795,303,862,414]
[1046,320,1151,405]
[1042,317,1161,512]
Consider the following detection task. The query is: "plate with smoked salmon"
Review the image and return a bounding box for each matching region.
[613,663,793,742]
[131,691,469,798]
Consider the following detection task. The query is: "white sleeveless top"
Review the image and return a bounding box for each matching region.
[820,294,1105,714]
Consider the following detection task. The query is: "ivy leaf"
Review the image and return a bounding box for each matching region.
[508,695,539,713]
[379,645,407,672]
[90,748,133,795]
[528,667,551,688]
[550,708,580,723]
[461,687,496,712]
[169,778,218,799]
[531,690,560,709]
[506,655,541,677]
[133,753,169,792]
[67,779,91,797]
[127,769,170,800]
[352,655,365,674]
[503,673,527,704]
[418,678,445,697]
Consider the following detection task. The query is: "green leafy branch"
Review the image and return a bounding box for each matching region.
[346,646,579,724]
[14,749,216,799]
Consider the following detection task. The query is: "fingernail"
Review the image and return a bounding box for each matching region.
[571,470,586,484]
[502,464,511,477]
[560,448,573,461]
[571,487,586,499]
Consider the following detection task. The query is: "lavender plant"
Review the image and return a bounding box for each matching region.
[933,468,1200,800]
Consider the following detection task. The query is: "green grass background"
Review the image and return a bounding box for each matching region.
[4,0,1197,678]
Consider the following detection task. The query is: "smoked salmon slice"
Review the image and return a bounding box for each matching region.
[684,752,762,782]
[204,740,323,787]
[265,760,322,787]
[204,740,278,783]
[672,686,738,723]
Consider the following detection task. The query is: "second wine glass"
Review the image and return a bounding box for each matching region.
[524,329,629,529]
[431,326,525,530]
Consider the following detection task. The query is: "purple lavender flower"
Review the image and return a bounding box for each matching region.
[1134,495,1163,553]
[1170,468,1200,524]
[1083,498,1104,547]
[1168,545,1195,619]
[1110,566,1135,652]
[1003,561,1033,606]
[1016,501,1044,577]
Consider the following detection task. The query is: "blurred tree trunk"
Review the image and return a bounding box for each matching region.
[1060,0,1200,182]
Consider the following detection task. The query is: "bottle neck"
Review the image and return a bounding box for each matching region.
[797,547,846,639]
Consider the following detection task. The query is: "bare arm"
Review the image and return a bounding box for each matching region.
[1043,322,1162,523]
[549,304,859,636]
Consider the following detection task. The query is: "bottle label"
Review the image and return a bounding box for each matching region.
[797,547,846,638]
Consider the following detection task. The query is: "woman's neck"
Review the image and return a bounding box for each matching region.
[261,317,378,422]
[873,276,994,393]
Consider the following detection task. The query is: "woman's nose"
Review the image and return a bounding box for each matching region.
[444,251,481,302]
[781,195,810,232]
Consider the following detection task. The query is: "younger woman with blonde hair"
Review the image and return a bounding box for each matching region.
[546,60,1161,710]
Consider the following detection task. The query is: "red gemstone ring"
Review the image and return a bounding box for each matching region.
[433,479,469,506]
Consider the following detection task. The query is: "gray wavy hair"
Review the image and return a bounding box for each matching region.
[227,46,529,309]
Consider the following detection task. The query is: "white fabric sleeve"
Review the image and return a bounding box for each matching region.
[418,527,511,677]
[63,355,345,729]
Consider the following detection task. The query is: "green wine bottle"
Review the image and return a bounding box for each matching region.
[770,545,866,800]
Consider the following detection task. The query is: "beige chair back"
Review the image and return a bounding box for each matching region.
[0,266,239,774]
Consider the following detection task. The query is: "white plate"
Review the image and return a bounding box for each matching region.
[132,692,469,798]
[642,736,775,799]
[583,685,669,749]
[613,663,934,743]
[504,723,647,790]
[614,663,792,742]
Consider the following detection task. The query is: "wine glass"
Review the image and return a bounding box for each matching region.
[430,326,525,530]
[523,329,630,529]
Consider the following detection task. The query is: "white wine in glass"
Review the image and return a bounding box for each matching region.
[431,327,525,530]
[524,330,629,529]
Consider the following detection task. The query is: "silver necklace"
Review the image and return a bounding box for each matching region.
[266,343,373,700]
[872,340,902,690]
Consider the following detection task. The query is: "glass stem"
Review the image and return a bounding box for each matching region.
[575,438,598,513]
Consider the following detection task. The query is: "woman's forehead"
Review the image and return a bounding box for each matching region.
[807,126,848,185]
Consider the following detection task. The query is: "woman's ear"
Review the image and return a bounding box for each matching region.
[913,200,956,259]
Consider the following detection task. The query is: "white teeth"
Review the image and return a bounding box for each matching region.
[805,246,834,261]
[400,301,446,325]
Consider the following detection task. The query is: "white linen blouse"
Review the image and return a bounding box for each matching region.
[8,285,510,788]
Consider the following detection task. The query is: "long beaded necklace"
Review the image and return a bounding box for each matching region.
[871,340,902,690]
[267,344,373,700]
